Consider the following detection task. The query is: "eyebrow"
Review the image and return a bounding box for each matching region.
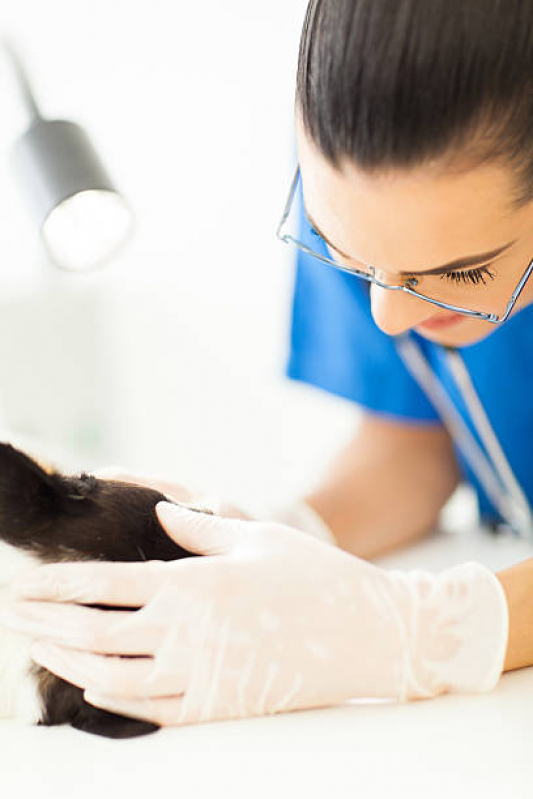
[305,210,517,276]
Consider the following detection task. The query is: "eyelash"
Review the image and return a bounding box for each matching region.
[310,228,497,288]
[440,265,496,286]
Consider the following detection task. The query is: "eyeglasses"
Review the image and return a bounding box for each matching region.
[277,166,533,324]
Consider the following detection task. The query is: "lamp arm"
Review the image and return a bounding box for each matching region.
[1,36,42,122]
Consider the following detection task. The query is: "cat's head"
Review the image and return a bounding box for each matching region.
[0,441,201,738]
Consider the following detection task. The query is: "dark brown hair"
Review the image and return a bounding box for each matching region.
[296,0,533,209]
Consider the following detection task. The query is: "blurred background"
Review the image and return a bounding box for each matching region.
[0,0,360,512]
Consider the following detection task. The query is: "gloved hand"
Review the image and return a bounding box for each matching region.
[0,503,508,728]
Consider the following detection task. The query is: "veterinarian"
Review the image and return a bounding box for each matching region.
[3,0,533,728]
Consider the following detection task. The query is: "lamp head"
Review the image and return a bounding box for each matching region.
[10,118,134,272]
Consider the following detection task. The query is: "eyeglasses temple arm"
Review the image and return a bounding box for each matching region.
[276,165,300,240]
[498,258,533,322]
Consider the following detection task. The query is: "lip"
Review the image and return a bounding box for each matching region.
[416,312,465,330]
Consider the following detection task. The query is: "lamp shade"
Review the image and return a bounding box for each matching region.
[10,117,134,271]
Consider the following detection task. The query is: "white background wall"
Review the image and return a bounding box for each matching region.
[0,1,359,512]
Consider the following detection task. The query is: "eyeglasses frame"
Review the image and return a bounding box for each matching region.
[277,166,533,324]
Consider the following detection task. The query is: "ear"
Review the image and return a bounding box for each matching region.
[0,442,71,528]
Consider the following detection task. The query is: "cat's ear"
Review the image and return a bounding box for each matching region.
[0,442,67,518]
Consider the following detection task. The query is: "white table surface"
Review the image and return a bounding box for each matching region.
[1,522,532,799]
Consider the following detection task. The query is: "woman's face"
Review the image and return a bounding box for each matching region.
[295,113,533,347]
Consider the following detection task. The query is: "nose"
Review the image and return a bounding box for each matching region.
[369,281,435,335]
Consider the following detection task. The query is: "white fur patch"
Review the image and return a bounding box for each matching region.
[0,541,45,723]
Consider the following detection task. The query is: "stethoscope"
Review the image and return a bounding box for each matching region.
[395,333,533,543]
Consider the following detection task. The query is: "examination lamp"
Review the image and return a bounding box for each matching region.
[4,38,134,272]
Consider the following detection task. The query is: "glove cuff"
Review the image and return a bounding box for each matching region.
[388,560,509,698]
[440,561,509,694]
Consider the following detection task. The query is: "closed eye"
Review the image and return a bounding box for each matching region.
[440,265,496,286]
[310,227,498,287]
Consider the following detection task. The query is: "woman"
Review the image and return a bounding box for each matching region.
[2,0,532,727]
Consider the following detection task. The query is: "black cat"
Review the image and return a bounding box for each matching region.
[0,441,207,739]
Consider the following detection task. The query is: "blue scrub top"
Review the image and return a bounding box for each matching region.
[284,179,533,526]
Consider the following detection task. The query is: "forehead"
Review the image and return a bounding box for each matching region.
[294,115,527,272]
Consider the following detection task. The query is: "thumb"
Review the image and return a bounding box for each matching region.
[155,501,245,556]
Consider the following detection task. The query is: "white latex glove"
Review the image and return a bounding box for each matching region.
[0,503,508,728]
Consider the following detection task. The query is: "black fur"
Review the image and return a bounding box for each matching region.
[0,442,207,738]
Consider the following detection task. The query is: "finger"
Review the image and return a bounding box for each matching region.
[83,684,255,728]
[29,643,188,698]
[199,495,255,521]
[10,559,171,605]
[144,479,200,504]
[156,501,250,555]
[92,466,132,480]
[0,600,161,654]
